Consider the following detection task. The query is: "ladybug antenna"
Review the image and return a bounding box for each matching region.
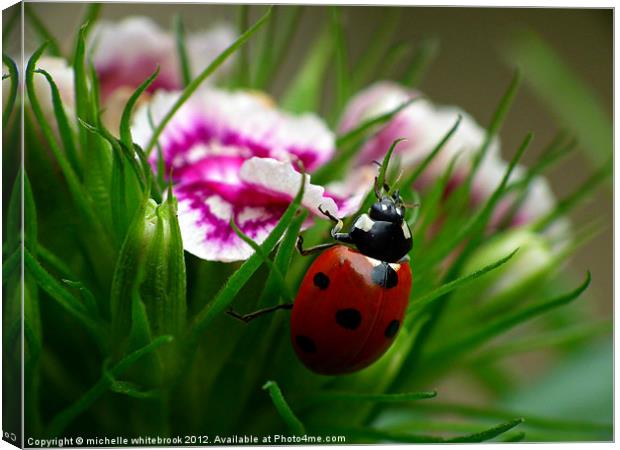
[373,176,392,199]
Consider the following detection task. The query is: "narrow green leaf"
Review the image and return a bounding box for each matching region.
[351,9,400,89]
[25,5,62,57]
[145,7,272,155]
[407,248,519,315]
[426,272,591,363]
[24,248,105,346]
[45,335,173,436]
[423,133,532,272]
[147,105,166,190]
[402,115,461,188]
[79,118,146,191]
[417,401,612,433]
[535,160,611,232]
[257,211,307,308]
[253,6,278,88]
[5,169,22,254]
[73,23,91,152]
[447,418,524,443]
[77,3,102,44]
[230,219,294,302]
[119,67,160,150]
[406,190,421,227]
[472,70,521,171]
[35,68,81,173]
[280,26,332,113]
[2,54,18,127]
[234,5,250,87]
[26,45,104,242]
[469,321,612,364]
[402,37,440,87]
[506,30,611,167]
[380,41,412,81]
[2,248,20,282]
[330,7,350,117]
[190,170,305,338]
[260,6,304,90]
[336,98,418,148]
[304,390,437,405]
[501,432,526,442]
[23,172,38,254]
[61,279,100,319]
[110,380,160,399]
[173,15,192,87]
[263,380,306,435]
[377,138,406,194]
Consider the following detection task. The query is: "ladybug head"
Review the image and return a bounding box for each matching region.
[369,190,406,223]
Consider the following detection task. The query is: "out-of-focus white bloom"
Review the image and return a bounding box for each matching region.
[90,17,236,99]
[340,81,501,189]
[132,88,368,262]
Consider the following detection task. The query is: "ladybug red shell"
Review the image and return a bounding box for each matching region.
[290,245,412,375]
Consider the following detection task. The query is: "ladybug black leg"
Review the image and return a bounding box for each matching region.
[226,303,294,324]
[296,235,337,256]
[316,205,354,245]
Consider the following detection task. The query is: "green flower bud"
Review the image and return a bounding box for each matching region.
[461,228,556,307]
[110,195,186,379]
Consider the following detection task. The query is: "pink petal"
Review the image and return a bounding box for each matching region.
[133,89,335,174]
[340,81,500,189]
[175,180,287,262]
[172,157,350,262]
[90,17,235,99]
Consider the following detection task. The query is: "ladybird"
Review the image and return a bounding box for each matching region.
[290,245,412,374]
[227,180,414,375]
[290,188,413,374]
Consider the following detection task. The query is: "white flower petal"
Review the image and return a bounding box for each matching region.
[239,157,340,217]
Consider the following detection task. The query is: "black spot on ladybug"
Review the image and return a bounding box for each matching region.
[371,262,398,289]
[313,272,330,290]
[385,319,400,338]
[296,335,317,353]
[335,309,362,330]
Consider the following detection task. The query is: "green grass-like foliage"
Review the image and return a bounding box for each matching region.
[6,4,611,444]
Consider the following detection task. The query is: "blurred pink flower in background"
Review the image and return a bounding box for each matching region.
[340,80,567,238]
[340,81,501,188]
[90,16,236,99]
[132,89,369,262]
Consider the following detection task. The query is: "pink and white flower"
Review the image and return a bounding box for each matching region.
[90,16,236,99]
[132,89,367,262]
[471,157,571,242]
[340,81,501,189]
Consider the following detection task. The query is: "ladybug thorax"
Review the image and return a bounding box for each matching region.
[349,198,413,263]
